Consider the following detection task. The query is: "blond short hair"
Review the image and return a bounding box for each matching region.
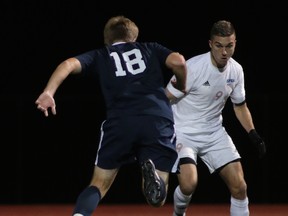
[103,15,139,45]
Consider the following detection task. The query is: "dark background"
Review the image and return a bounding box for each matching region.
[2,0,287,205]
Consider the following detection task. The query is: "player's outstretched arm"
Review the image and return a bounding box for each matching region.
[35,57,82,117]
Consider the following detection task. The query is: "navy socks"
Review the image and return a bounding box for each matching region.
[72,186,101,216]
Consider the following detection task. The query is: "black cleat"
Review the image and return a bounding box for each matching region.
[173,212,186,216]
[141,159,166,207]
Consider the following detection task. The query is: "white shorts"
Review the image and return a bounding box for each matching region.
[172,127,241,173]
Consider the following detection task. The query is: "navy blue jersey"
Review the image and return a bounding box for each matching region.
[75,42,174,122]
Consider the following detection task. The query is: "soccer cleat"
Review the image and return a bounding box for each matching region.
[141,159,166,207]
[173,212,186,216]
[173,204,188,216]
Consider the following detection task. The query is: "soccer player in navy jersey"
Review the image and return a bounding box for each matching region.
[35,15,187,216]
[166,20,266,216]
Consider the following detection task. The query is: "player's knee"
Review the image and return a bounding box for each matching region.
[230,180,247,199]
[179,181,197,195]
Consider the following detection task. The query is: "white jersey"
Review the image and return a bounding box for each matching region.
[167,51,245,134]
[167,51,245,173]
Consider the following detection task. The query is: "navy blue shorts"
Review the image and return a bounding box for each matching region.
[95,115,177,172]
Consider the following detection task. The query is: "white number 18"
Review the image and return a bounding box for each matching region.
[110,49,146,77]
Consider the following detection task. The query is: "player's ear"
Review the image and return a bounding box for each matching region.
[208,40,212,48]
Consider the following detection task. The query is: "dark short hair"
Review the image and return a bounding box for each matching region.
[210,20,236,39]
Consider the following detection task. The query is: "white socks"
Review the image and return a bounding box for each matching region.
[174,188,249,216]
[173,186,192,215]
[230,196,249,216]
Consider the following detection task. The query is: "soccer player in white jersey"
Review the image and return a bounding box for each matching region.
[165,20,266,216]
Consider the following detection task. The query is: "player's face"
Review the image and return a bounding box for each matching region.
[209,34,236,68]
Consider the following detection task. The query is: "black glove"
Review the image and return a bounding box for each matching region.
[248,129,266,158]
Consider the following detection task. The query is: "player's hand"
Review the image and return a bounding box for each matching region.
[35,92,57,117]
[248,129,266,158]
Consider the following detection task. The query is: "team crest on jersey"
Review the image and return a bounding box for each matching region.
[226,79,235,83]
